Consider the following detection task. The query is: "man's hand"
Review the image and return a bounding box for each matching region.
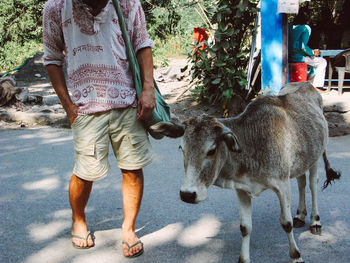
[46,65,79,125]
[137,82,155,120]
[314,49,321,57]
[67,103,79,125]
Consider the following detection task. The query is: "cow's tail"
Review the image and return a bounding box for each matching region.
[322,151,341,190]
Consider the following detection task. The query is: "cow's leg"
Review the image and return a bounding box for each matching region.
[309,164,321,235]
[293,174,307,228]
[275,181,304,263]
[235,189,252,263]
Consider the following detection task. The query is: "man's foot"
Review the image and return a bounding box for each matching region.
[122,229,143,257]
[72,221,94,248]
[122,240,144,258]
[72,231,95,249]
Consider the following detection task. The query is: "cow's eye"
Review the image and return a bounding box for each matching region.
[207,147,216,157]
[178,145,183,152]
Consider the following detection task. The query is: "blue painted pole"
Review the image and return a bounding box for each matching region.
[261,0,285,94]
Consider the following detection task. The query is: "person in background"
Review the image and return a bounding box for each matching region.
[43,0,155,258]
[289,7,327,92]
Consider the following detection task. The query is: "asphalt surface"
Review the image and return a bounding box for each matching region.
[0,128,349,263]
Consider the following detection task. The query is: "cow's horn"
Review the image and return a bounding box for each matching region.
[150,122,185,138]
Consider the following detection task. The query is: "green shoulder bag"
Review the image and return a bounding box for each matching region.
[112,0,171,139]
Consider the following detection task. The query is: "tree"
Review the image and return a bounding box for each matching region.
[0,0,46,71]
[305,0,348,49]
[141,0,181,39]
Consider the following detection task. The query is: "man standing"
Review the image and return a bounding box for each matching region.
[43,0,155,258]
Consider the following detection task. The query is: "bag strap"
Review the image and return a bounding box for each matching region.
[112,0,143,98]
[112,0,171,139]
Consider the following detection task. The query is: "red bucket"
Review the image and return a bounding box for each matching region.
[193,27,209,49]
[289,62,307,82]
[192,27,209,56]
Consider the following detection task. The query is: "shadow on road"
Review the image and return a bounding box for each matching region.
[0,128,350,263]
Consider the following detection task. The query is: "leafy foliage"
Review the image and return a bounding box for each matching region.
[288,1,349,49]
[1,0,344,81]
[307,0,350,49]
[141,0,212,39]
[140,0,214,67]
[0,0,203,71]
[187,0,259,107]
[0,0,46,71]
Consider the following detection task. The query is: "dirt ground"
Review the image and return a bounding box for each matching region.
[155,58,223,121]
[0,54,222,129]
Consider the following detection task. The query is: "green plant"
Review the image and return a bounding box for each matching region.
[153,33,191,68]
[0,40,43,72]
[0,0,46,71]
[141,0,181,39]
[186,0,259,107]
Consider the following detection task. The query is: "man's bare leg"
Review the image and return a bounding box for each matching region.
[69,174,94,248]
[121,169,144,257]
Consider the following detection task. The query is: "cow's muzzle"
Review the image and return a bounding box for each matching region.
[180,190,197,204]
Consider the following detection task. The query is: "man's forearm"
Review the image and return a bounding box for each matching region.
[46,64,78,124]
[136,47,154,90]
[135,47,155,120]
[46,64,74,111]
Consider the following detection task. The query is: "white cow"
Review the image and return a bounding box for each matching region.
[151,82,340,263]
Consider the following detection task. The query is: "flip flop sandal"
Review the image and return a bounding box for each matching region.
[72,231,95,249]
[122,240,144,258]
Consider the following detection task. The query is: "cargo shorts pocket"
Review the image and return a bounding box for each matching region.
[128,134,146,146]
[126,133,152,160]
[72,115,96,157]
[74,137,96,156]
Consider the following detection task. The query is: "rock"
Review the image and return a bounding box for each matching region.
[15,87,29,102]
[15,87,43,104]
[155,63,187,83]
[43,95,60,106]
[0,77,19,106]
[40,108,54,113]
[159,67,172,76]
[322,93,350,137]
[325,112,350,137]
[13,52,49,81]
[155,75,165,83]
[324,103,350,113]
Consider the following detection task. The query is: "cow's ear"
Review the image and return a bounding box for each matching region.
[220,129,241,152]
[150,122,185,138]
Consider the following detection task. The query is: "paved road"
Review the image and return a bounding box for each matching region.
[0,128,349,263]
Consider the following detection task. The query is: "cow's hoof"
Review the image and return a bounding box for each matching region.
[290,258,304,263]
[238,256,249,263]
[293,217,305,228]
[310,224,322,235]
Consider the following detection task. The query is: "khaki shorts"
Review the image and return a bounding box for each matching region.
[71,107,154,181]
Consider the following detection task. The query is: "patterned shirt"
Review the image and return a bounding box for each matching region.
[43,0,154,114]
